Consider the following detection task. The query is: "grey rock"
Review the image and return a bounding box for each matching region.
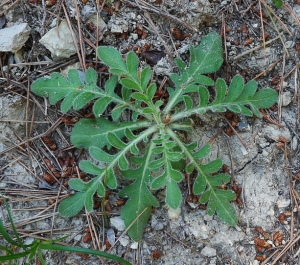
[119,235,130,247]
[0,23,31,52]
[86,14,107,40]
[285,41,295,49]
[200,246,216,257]
[110,216,125,231]
[39,20,78,59]
[281,91,292,107]
[108,16,128,33]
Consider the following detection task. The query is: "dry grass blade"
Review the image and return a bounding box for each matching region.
[259,0,292,36]
[62,3,84,71]
[233,35,281,60]
[277,52,286,121]
[126,0,198,32]
[143,12,174,59]
[0,119,62,156]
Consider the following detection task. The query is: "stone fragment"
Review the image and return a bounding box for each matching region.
[292,136,298,151]
[107,228,115,245]
[167,207,181,220]
[130,241,139,249]
[39,20,78,59]
[281,91,292,107]
[277,198,290,208]
[285,41,295,49]
[86,14,107,40]
[0,23,31,53]
[14,49,23,64]
[108,17,128,33]
[119,235,130,247]
[200,246,217,257]
[110,216,125,231]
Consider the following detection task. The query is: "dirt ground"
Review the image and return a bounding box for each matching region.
[0,0,300,264]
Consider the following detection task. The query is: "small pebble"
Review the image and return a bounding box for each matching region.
[281,91,292,106]
[167,207,181,220]
[130,241,139,249]
[110,216,125,231]
[201,246,216,257]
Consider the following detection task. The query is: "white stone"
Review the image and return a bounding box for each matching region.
[130,12,136,19]
[130,241,139,249]
[119,235,130,247]
[39,20,78,59]
[285,41,295,48]
[110,216,125,231]
[262,150,269,157]
[201,246,217,257]
[74,235,82,241]
[0,23,31,53]
[167,207,181,220]
[107,228,115,245]
[24,237,35,245]
[49,18,57,28]
[282,81,288,88]
[252,260,260,265]
[292,136,298,151]
[281,91,292,107]
[86,14,107,40]
[130,33,138,40]
[277,198,290,208]
[109,17,128,33]
[14,49,23,65]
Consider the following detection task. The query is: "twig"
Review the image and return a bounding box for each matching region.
[233,35,280,61]
[74,0,86,72]
[164,230,190,248]
[270,233,300,264]
[109,208,148,251]
[0,118,62,156]
[253,58,282,80]
[8,153,44,183]
[278,52,286,121]
[220,114,247,150]
[0,0,21,16]
[283,3,300,26]
[26,77,32,167]
[125,0,198,32]
[62,3,84,71]
[260,110,285,129]
[222,132,234,185]
[258,1,266,64]
[50,184,63,243]
[85,212,105,264]
[143,12,174,60]
[259,0,292,36]
[221,16,229,82]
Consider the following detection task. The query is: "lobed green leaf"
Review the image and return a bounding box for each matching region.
[97,46,127,75]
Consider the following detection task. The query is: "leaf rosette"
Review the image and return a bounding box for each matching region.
[31,32,278,241]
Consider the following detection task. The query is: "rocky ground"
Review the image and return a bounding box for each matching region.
[0,0,300,264]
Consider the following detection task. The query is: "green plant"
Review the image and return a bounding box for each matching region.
[271,0,283,8]
[0,195,131,265]
[31,32,277,241]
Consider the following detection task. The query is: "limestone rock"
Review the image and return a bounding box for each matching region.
[110,216,125,231]
[39,20,78,59]
[200,246,217,257]
[0,23,31,52]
